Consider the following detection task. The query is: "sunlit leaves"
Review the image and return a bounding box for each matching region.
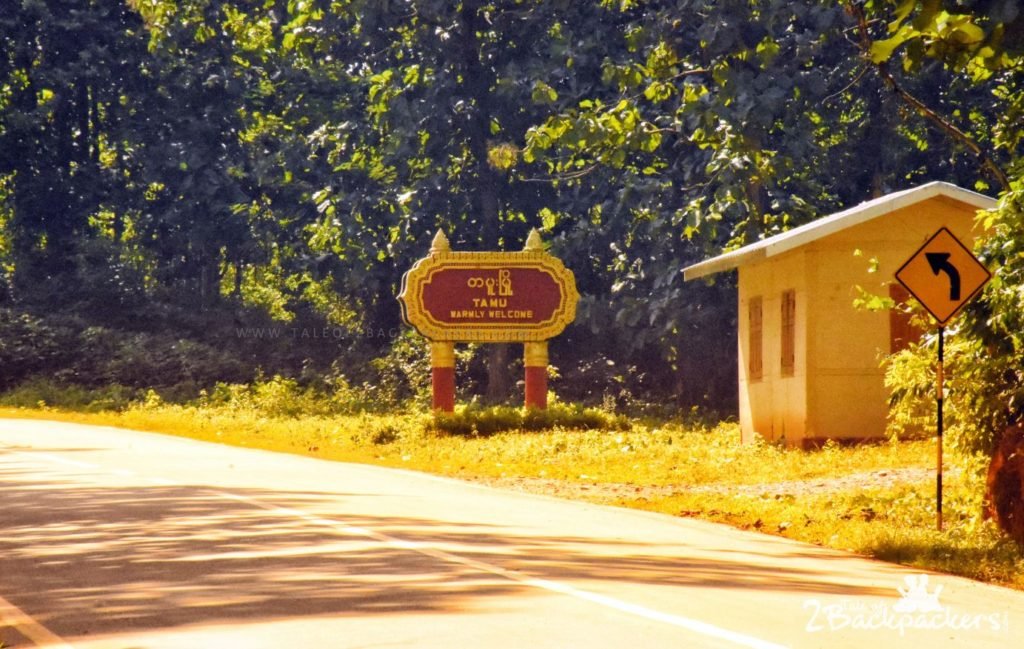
[486,142,519,171]
[867,0,1019,74]
[530,80,558,105]
[524,99,661,169]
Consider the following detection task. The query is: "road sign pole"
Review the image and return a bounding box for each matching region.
[524,342,549,410]
[430,341,456,413]
[896,226,992,532]
[936,326,944,532]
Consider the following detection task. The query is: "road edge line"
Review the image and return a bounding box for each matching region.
[0,593,73,649]
[214,489,790,649]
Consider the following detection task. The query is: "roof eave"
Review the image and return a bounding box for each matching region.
[682,181,997,281]
[682,248,765,281]
[765,182,996,258]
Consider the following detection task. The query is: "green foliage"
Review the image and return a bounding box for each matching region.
[865,0,1022,74]
[0,309,67,389]
[198,373,385,418]
[363,332,434,409]
[0,380,139,412]
[884,331,999,456]
[199,375,320,418]
[883,343,937,440]
[0,306,280,393]
[1,0,1022,418]
[428,402,631,438]
[947,183,1024,452]
[885,185,1024,457]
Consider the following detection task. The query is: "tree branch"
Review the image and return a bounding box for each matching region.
[518,163,599,184]
[845,2,1010,192]
[883,75,1010,190]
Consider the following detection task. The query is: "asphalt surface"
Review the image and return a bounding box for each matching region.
[2,418,1023,648]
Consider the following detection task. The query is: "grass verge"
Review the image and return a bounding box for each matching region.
[2,401,1022,590]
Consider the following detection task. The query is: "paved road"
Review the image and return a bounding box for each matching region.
[1,419,1022,648]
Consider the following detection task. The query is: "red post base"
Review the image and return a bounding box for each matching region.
[430,341,456,412]
[432,367,456,412]
[524,366,547,409]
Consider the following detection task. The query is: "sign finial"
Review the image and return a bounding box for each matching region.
[524,228,543,252]
[430,230,451,255]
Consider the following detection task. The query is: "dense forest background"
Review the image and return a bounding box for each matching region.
[1,0,1021,419]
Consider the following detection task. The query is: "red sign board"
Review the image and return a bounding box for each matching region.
[399,235,579,342]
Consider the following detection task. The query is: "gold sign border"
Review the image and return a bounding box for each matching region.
[399,250,579,342]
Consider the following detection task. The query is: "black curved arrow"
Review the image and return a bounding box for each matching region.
[926,252,961,300]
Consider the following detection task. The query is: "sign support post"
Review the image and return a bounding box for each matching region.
[895,226,991,532]
[936,326,944,531]
[524,342,548,409]
[430,341,456,412]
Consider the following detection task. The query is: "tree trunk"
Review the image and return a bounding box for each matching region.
[485,343,512,404]
[986,423,1024,545]
[459,1,510,402]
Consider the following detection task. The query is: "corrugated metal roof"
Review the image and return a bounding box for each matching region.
[682,181,996,281]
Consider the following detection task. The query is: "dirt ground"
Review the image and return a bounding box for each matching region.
[472,467,949,505]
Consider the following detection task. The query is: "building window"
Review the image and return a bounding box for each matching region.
[889,283,922,354]
[749,296,763,382]
[781,290,796,377]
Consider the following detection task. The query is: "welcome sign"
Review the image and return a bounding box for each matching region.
[398,231,579,342]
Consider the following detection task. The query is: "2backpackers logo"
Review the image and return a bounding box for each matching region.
[804,574,1009,637]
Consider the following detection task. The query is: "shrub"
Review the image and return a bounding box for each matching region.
[199,374,332,418]
[0,309,70,389]
[887,184,1024,457]
[427,402,630,437]
[0,380,139,412]
[366,331,433,408]
[943,184,1024,455]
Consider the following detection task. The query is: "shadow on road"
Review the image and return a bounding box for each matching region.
[0,455,893,640]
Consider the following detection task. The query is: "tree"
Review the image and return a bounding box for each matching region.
[862,0,1024,454]
[518,0,1007,405]
[0,0,151,297]
[261,0,652,401]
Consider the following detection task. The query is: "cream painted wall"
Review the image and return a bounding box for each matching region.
[738,251,808,444]
[736,196,985,446]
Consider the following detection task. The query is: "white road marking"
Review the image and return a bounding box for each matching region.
[8,446,790,649]
[212,489,790,649]
[30,453,97,470]
[145,476,178,486]
[0,592,73,649]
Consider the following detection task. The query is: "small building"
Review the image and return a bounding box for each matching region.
[683,182,995,447]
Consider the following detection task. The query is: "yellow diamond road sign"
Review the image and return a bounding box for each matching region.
[895,227,991,326]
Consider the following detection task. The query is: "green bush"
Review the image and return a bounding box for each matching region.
[884,341,939,441]
[0,308,252,391]
[345,415,412,446]
[942,184,1024,455]
[0,380,139,412]
[199,375,327,418]
[885,331,1005,457]
[195,373,394,418]
[366,331,433,408]
[427,402,631,437]
[886,184,1024,458]
[0,309,71,389]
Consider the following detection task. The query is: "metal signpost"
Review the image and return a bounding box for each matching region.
[398,229,579,411]
[895,227,991,531]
